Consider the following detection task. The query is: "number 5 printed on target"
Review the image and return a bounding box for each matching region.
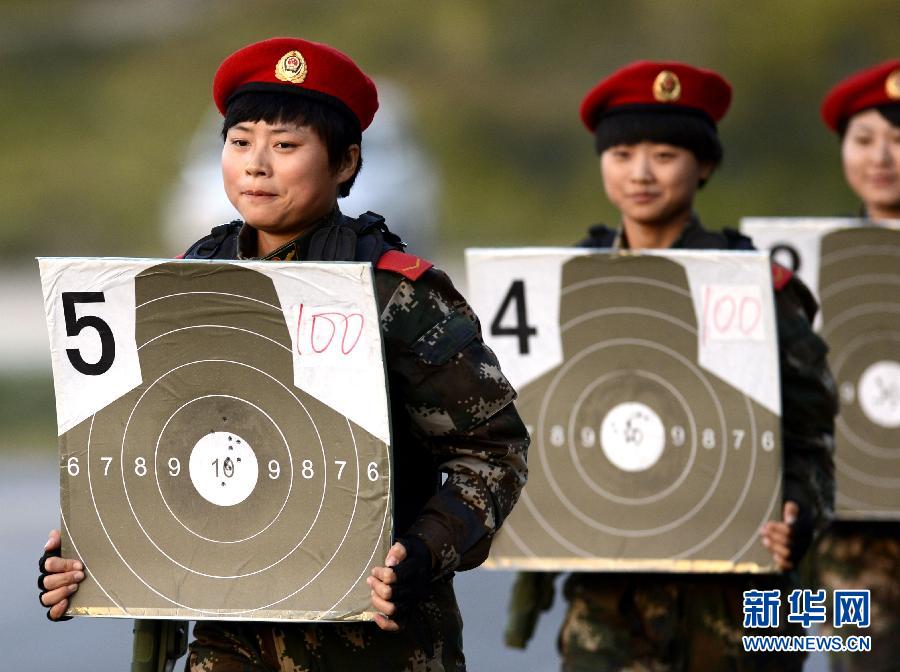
[38,258,145,436]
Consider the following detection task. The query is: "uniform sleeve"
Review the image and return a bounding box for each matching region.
[774,276,838,539]
[378,267,529,574]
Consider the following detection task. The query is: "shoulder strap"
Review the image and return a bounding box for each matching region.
[722,227,755,251]
[577,224,617,248]
[307,211,406,263]
[182,221,242,260]
[679,227,730,250]
[349,211,406,262]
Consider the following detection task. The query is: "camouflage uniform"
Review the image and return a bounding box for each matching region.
[171,210,529,671]
[507,217,837,672]
[813,522,900,672]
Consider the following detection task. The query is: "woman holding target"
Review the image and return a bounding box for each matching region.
[814,58,900,672]
[505,61,837,671]
[37,37,529,671]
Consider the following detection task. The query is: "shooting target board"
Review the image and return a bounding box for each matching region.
[466,248,782,573]
[38,257,392,621]
[741,218,900,520]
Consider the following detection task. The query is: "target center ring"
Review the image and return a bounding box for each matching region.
[189,432,259,506]
[858,360,900,428]
[600,401,666,472]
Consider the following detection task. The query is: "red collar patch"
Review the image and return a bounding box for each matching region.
[375,250,433,281]
[771,262,794,291]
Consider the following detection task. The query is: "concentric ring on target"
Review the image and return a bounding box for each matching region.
[536,336,729,538]
[88,409,372,615]
[857,360,900,429]
[187,430,259,507]
[830,332,900,459]
[86,370,372,614]
[493,259,781,565]
[113,358,326,581]
[600,401,665,472]
[567,369,698,505]
[64,276,392,618]
[154,393,294,544]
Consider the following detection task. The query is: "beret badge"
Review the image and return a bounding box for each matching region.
[275,50,307,84]
[886,69,900,100]
[652,70,681,103]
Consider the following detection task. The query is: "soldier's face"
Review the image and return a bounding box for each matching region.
[222,120,358,244]
[842,109,900,220]
[600,142,711,235]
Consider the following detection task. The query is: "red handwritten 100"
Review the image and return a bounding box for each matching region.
[701,286,763,344]
[294,304,365,355]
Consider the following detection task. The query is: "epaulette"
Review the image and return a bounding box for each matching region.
[182,221,242,260]
[771,262,794,291]
[577,224,617,248]
[375,250,433,281]
[722,227,755,251]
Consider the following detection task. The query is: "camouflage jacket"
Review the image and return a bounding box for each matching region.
[183,210,530,574]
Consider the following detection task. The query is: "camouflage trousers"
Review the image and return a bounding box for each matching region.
[558,573,806,672]
[188,579,465,672]
[813,522,900,672]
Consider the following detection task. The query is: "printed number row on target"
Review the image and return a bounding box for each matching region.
[525,426,776,451]
[62,456,382,480]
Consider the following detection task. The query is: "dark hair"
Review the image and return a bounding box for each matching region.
[222,90,363,197]
[837,103,900,138]
[593,107,723,185]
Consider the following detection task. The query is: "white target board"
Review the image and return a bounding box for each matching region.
[742,218,900,520]
[38,257,392,621]
[466,248,782,573]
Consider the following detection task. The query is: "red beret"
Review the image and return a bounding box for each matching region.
[821,59,900,132]
[213,37,378,130]
[580,60,732,132]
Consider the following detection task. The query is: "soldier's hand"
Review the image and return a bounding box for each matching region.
[369,541,406,631]
[369,537,434,632]
[760,501,799,571]
[39,529,85,621]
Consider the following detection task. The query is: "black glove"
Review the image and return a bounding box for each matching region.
[390,536,435,627]
[788,508,815,566]
[38,547,72,622]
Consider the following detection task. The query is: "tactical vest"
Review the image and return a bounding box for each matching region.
[182,211,405,263]
[578,222,755,251]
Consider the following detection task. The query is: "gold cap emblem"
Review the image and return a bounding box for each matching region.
[653,70,681,102]
[886,69,900,100]
[275,50,307,84]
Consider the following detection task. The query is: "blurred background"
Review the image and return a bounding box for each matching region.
[1,0,894,668]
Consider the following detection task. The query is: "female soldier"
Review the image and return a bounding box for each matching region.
[816,58,900,672]
[507,61,836,671]
[37,37,528,672]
